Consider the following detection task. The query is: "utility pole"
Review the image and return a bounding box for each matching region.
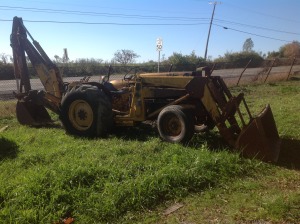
[204,1,221,61]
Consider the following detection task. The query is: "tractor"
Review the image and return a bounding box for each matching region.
[11,17,281,162]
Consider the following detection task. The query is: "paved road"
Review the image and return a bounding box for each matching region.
[1,65,299,100]
[211,65,300,77]
[0,76,103,100]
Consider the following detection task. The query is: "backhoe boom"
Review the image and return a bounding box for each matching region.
[11,16,64,124]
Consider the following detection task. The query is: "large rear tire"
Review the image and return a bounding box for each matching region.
[60,85,113,137]
[157,105,194,144]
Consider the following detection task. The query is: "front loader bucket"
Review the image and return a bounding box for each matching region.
[236,104,281,162]
[16,100,52,126]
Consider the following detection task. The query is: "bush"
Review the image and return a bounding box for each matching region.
[166,51,205,71]
[0,64,14,80]
[214,51,264,68]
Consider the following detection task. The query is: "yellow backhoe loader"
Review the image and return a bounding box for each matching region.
[11,17,281,162]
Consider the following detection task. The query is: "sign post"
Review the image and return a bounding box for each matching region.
[156,38,163,73]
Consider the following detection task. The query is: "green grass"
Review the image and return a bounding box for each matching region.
[0,124,265,223]
[0,80,299,223]
[147,169,300,224]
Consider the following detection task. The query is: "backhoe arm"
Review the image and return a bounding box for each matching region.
[10,17,65,125]
[11,16,64,98]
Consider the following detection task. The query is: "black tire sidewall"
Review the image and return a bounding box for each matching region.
[157,105,194,143]
[60,85,112,137]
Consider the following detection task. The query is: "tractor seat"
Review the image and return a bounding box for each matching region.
[103,82,118,91]
[103,82,129,95]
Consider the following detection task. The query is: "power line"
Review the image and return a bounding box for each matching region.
[4,0,211,16]
[0,5,210,22]
[0,5,299,36]
[213,23,293,43]
[224,2,300,24]
[24,20,208,26]
[214,19,300,36]
[0,18,208,26]
[0,18,296,42]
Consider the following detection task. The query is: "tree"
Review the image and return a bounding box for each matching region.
[54,55,62,63]
[214,51,263,68]
[243,38,254,52]
[62,48,69,63]
[113,49,140,65]
[267,51,282,59]
[0,53,8,64]
[167,51,204,71]
[279,41,300,58]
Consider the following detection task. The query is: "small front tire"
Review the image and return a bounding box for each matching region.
[157,105,194,144]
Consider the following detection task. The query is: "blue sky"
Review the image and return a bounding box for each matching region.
[1,0,299,62]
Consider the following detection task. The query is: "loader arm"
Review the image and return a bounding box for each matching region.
[10,17,65,124]
[186,76,281,162]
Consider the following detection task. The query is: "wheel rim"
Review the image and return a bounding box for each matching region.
[68,100,93,131]
[162,114,182,137]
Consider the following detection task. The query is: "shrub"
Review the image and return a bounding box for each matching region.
[214,51,264,68]
[0,64,14,80]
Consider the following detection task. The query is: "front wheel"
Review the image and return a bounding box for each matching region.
[157,105,194,144]
[60,85,113,137]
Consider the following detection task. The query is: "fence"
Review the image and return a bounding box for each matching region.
[211,57,300,86]
[0,58,299,117]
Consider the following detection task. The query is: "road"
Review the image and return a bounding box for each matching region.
[0,76,102,100]
[1,65,299,100]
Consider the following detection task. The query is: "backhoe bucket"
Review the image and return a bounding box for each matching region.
[16,100,52,126]
[235,104,281,162]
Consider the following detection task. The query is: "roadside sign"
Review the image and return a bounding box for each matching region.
[156,38,163,51]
